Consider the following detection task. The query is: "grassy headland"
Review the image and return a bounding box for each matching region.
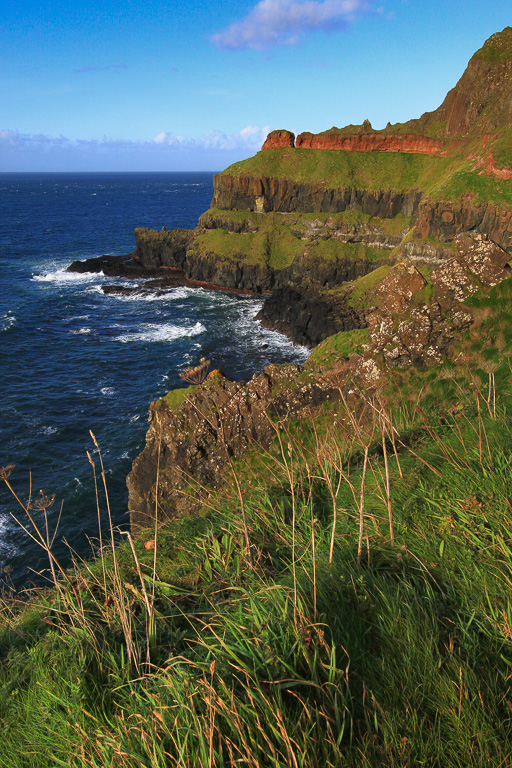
[2,277,512,766]
[222,147,512,207]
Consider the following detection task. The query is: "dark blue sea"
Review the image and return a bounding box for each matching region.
[0,172,308,589]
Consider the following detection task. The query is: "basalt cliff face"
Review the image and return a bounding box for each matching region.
[211,174,512,251]
[127,232,512,527]
[211,175,423,218]
[65,29,512,529]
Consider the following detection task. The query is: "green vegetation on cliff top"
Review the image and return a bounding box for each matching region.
[223,148,443,192]
[194,210,387,269]
[222,148,512,206]
[474,25,512,64]
[304,327,369,367]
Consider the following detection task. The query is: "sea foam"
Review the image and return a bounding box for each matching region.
[32,268,105,284]
[1,312,16,332]
[113,321,206,344]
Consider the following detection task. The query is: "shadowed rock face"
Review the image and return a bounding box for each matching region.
[127,365,339,528]
[212,175,422,218]
[256,283,366,347]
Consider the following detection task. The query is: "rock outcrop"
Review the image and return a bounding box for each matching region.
[293,132,446,155]
[132,228,193,270]
[363,234,511,368]
[262,130,295,150]
[212,174,422,218]
[127,365,339,528]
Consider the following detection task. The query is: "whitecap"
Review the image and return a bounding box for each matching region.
[69,327,92,335]
[129,414,141,422]
[113,321,205,344]
[32,268,105,284]
[1,312,16,332]
[100,386,116,396]
[0,515,19,560]
[40,426,58,435]
[108,286,203,302]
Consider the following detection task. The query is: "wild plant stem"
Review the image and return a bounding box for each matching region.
[357,447,369,566]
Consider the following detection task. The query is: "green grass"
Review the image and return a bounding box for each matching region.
[304,328,369,368]
[158,384,197,410]
[490,127,512,170]
[438,166,512,205]
[221,147,512,208]
[223,148,449,194]
[3,369,512,766]
[194,213,390,270]
[344,264,392,309]
[4,272,512,766]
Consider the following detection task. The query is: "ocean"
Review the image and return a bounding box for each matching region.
[0,172,308,589]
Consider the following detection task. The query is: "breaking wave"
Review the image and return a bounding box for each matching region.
[113,321,206,343]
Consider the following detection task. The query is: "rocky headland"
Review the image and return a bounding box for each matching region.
[67,27,512,531]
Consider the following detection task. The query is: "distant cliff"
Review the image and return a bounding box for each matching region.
[262,129,447,156]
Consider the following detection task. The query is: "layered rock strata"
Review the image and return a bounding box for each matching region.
[261,130,448,155]
[212,175,512,251]
[127,234,512,528]
[212,175,422,218]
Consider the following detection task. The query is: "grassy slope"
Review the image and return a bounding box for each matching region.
[222,148,512,207]
[2,281,512,766]
[195,210,390,269]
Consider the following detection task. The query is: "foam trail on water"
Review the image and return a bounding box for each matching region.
[108,286,204,303]
[113,321,206,343]
[32,268,105,284]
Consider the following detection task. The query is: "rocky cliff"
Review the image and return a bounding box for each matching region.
[127,233,512,527]
[420,27,512,137]
[261,129,447,155]
[211,174,422,217]
[64,28,512,531]
[127,364,340,528]
[210,174,512,251]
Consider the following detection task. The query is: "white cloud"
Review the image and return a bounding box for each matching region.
[212,0,373,50]
[0,126,271,171]
[152,125,270,152]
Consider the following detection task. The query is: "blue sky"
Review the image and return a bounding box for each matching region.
[1,0,510,171]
